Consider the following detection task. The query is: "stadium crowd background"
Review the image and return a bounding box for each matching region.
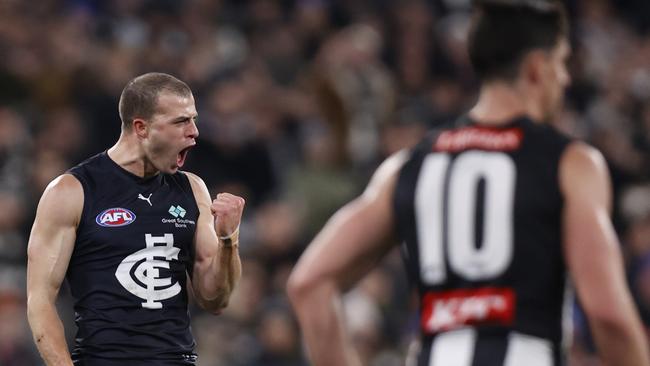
[0,0,649,365]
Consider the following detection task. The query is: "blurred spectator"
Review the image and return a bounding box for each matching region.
[255,305,302,366]
[0,292,40,365]
[0,108,31,199]
[309,23,395,168]
[285,121,359,239]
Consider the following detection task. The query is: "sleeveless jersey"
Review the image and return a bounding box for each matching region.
[67,152,200,365]
[394,116,573,366]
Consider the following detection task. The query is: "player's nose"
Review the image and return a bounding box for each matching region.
[187,120,199,139]
[559,63,571,88]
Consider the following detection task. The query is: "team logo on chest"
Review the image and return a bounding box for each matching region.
[115,233,181,309]
[96,208,136,227]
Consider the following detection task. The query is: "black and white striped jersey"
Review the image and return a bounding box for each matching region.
[394,116,573,366]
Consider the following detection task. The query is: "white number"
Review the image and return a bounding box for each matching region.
[415,152,515,285]
[415,154,449,284]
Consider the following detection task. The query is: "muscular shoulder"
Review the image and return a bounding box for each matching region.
[362,150,409,202]
[181,171,211,206]
[561,142,607,170]
[559,142,611,208]
[42,174,83,202]
[36,174,84,226]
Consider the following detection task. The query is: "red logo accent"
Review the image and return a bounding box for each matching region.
[96,208,136,227]
[421,288,515,334]
[435,127,522,152]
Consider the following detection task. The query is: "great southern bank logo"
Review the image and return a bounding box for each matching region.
[168,205,186,218]
[163,205,195,228]
[96,208,136,227]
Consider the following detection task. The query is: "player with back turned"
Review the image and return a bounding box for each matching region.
[287,1,650,365]
[26,73,245,365]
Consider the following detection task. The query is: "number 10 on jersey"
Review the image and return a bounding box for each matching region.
[415,151,516,285]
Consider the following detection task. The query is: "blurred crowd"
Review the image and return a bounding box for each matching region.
[0,0,649,365]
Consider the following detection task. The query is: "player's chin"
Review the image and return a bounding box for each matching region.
[542,98,562,122]
[159,162,180,174]
[168,155,184,173]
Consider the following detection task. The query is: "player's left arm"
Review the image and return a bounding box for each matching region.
[287,151,408,366]
[185,172,244,314]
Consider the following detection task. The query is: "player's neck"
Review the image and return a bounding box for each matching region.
[469,81,544,125]
[108,134,160,178]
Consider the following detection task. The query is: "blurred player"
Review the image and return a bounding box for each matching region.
[287,1,650,365]
[27,73,245,365]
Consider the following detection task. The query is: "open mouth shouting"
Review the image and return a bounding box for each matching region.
[177,145,194,168]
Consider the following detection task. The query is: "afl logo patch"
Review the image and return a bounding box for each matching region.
[96,208,136,227]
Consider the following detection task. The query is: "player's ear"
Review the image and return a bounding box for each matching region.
[520,50,547,86]
[132,118,148,138]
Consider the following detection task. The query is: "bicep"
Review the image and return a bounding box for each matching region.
[297,196,397,291]
[292,151,407,291]
[184,173,218,276]
[27,175,82,302]
[563,193,627,309]
[561,144,629,320]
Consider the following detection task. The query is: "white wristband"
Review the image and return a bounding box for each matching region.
[218,225,240,247]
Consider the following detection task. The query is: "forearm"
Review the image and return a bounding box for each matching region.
[290,281,362,366]
[196,244,242,310]
[591,315,650,366]
[27,299,73,366]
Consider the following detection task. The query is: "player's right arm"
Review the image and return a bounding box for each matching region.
[287,151,407,366]
[560,142,650,366]
[27,174,82,366]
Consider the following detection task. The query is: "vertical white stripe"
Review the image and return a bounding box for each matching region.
[504,332,553,366]
[430,328,476,366]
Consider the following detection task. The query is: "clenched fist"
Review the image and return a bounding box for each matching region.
[210,193,245,239]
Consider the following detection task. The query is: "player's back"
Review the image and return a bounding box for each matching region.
[394,116,572,366]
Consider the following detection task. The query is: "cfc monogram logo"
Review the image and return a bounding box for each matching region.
[115,234,181,309]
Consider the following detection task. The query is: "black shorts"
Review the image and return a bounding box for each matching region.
[73,357,196,365]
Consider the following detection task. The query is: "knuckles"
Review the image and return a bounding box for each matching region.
[210,194,245,217]
[211,194,245,211]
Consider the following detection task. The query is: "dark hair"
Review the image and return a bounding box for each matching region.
[118,72,192,129]
[468,0,568,82]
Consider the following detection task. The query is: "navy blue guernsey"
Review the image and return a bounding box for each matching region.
[67,152,199,365]
[394,116,573,366]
